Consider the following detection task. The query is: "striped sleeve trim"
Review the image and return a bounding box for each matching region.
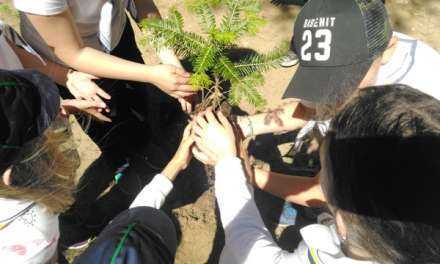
[307,248,320,264]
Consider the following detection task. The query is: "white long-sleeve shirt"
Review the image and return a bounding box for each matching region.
[214,157,375,264]
[0,173,172,264]
[129,173,174,209]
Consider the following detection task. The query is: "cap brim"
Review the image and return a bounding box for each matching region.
[283,60,373,104]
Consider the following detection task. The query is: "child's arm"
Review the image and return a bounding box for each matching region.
[23,10,194,99]
[236,100,315,138]
[7,38,111,107]
[192,110,306,263]
[253,169,326,207]
[7,38,68,86]
[132,0,194,113]
[130,125,194,209]
[215,157,304,264]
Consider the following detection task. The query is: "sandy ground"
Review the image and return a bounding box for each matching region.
[1,0,439,263]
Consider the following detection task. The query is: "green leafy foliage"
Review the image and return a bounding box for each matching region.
[140,1,287,110]
[193,46,217,73]
[140,8,207,57]
[220,0,266,40]
[190,72,213,89]
[229,72,266,108]
[187,1,217,32]
[233,42,289,76]
[186,0,223,11]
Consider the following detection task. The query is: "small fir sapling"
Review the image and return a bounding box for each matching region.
[140,0,288,112]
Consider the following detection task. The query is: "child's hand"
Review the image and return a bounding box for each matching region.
[178,95,196,114]
[149,64,195,99]
[162,125,194,181]
[239,138,255,184]
[193,109,237,166]
[61,99,112,123]
[66,71,111,108]
[172,125,195,170]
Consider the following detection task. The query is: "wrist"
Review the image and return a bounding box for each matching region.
[161,160,183,181]
[140,64,156,83]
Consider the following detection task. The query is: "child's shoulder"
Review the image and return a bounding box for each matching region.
[296,224,375,264]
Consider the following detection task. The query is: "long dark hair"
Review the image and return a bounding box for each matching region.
[322,84,440,263]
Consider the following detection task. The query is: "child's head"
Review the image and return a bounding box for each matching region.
[283,0,394,106]
[0,70,78,214]
[320,84,440,263]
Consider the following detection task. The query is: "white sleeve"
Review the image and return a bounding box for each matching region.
[129,174,173,209]
[215,157,303,264]
[13,0,68,16]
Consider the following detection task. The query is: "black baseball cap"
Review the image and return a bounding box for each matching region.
[283,0,392,104]
[75,207,177,264]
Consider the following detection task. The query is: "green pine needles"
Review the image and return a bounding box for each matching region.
[140,0,288,111]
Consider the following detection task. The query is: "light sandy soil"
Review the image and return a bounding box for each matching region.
[0,0,439,263]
